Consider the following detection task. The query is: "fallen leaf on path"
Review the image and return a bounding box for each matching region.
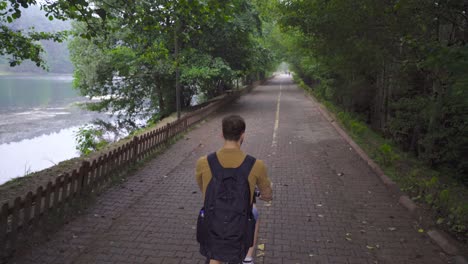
[257,244,265,251]
[256,251,265,257]
[345,237,352,241]
[418,228,424,233]
[318,214,324,218]
[388,227,397,231]
[366,245,374,250]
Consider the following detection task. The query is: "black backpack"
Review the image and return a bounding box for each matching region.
[197,152,257,263]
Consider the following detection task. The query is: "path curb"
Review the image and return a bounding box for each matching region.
[312,97,400,195]
[455,256,468,264]
[303,91,466,259]
[427,230,460,255]
[398,195,418,213]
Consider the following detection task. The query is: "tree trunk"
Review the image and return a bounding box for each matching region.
[174,19,181,119]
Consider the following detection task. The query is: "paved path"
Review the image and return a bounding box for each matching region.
[11,75,451,264]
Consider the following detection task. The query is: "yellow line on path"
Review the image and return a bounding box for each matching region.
[272,82,282,147]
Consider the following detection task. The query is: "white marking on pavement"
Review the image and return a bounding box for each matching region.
[272,81,282,147]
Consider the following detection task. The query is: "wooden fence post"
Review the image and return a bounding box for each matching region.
[133,136,139,163]
[23,192,33,236]
[79,161,90,195]
[33,186,42,230]
[43,182,52,220]
[0,203,8,256]
[10,197,21,251]
[165,123,171,144]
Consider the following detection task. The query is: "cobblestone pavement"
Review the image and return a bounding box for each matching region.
[10,75,452,264]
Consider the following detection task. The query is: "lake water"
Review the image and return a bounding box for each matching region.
[0,75,107,184]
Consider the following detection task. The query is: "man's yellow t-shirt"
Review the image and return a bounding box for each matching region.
[195,148,272,203]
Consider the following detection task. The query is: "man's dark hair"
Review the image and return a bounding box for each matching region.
[222,115,246,141]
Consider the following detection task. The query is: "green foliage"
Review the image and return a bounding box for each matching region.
[278,0,467,185]
[0,5,73,73]
[0,0,78,68]
[67,0,276,127]
[377,144,400,167]
[350,121,367,136]
[75,125,108,156]
[181,51,235,101]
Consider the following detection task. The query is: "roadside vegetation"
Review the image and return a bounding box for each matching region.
[278,1,467,242]
[297,77,468,243]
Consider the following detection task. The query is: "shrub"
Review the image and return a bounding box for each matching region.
[75,125,109,156]
[377,143,400,166]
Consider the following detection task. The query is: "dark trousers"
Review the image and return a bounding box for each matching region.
[205,259,240,264]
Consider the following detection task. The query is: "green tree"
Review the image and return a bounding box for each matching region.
[0,0,106,68]
[69,0,277,129]
[278,0,467,183]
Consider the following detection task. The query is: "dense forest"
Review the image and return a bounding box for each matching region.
[277,1,467,185]
[0,5,72,73]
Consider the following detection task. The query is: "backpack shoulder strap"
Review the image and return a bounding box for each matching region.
[207,152,223,179]
[207,153,256,179]
[238,155,256,180]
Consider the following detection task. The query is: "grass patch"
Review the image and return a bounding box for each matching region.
[295,75,468,243]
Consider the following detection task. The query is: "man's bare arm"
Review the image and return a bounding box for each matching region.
[257,160,272,201]
[195,158,204,191]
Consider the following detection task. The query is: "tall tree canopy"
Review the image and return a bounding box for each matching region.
[68,0,277,127]
[1,0,278,125]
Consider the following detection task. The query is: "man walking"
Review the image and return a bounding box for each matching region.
[195,115,272,264]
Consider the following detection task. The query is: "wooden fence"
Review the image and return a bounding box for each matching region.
[0,84,256,259]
